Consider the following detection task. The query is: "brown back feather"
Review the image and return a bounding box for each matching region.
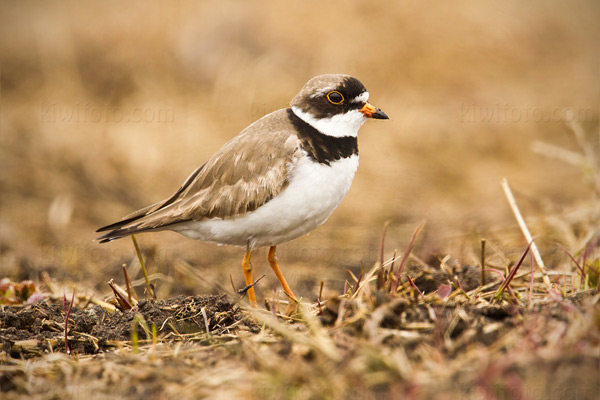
[97,109,302,239]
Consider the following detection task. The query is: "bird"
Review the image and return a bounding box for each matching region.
[97,74,388,313]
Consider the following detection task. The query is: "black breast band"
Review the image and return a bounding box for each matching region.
[287,108,358,166]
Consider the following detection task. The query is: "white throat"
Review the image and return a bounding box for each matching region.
[291,106,367,138]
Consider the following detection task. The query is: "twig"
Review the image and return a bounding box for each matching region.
[495,241,532,300]
[557,243,586,277]
[450,279,471,301]
[271,282,279,316]
[501,178,551,289]
[346,269,359,283]
[130,314,151,354]
[229,274,237,292]
[391,220,426,293]
[131,234,156,299]
[352,262,364,296]
[481,239,487,286]
[531,141,585,167]
[317,281,324,315]
[566,111,599,178]
[379,221,389,265]
[377,221,390,289]
[122,264,139,303]
[201,306,211,337]
[482,269,516,300]
[237,275,265,297]
[389,249,398,277]
[64,289,76,355]
[108,279,133,310]
[528,253,534,305]
[406,275,423,296]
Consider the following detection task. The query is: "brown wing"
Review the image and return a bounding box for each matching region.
[97,109,302,242]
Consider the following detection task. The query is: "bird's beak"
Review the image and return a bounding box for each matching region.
[360,102,389,119]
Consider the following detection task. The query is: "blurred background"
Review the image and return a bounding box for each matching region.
[1,0,598,301]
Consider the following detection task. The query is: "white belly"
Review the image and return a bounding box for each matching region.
[171,154,359,248]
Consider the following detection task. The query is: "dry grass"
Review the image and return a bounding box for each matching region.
[1,0,599,399]
[1,249,598,399]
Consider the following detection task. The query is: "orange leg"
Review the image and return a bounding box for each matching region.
[267,246,298,314]
[241,246,257,307]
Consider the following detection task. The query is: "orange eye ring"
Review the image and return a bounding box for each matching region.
[326,91,344,104]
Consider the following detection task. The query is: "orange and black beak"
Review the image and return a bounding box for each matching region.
[360,102,389,119]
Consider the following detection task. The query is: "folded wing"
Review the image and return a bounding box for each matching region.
[97,110,301,242]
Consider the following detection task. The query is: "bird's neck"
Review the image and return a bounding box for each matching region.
[290,106,365,138]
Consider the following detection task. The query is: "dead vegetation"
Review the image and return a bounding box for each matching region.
[1,222,599,399]
[1,1,600,399]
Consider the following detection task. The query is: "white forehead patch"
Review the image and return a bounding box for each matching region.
[351,91,369,103]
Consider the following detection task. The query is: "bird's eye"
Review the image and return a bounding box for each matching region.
[326,91,344,104]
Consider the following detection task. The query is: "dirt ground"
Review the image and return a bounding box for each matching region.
[1,1,599,399]
[1,260,599,399]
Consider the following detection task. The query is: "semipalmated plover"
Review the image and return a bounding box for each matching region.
[97,74,388,313]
